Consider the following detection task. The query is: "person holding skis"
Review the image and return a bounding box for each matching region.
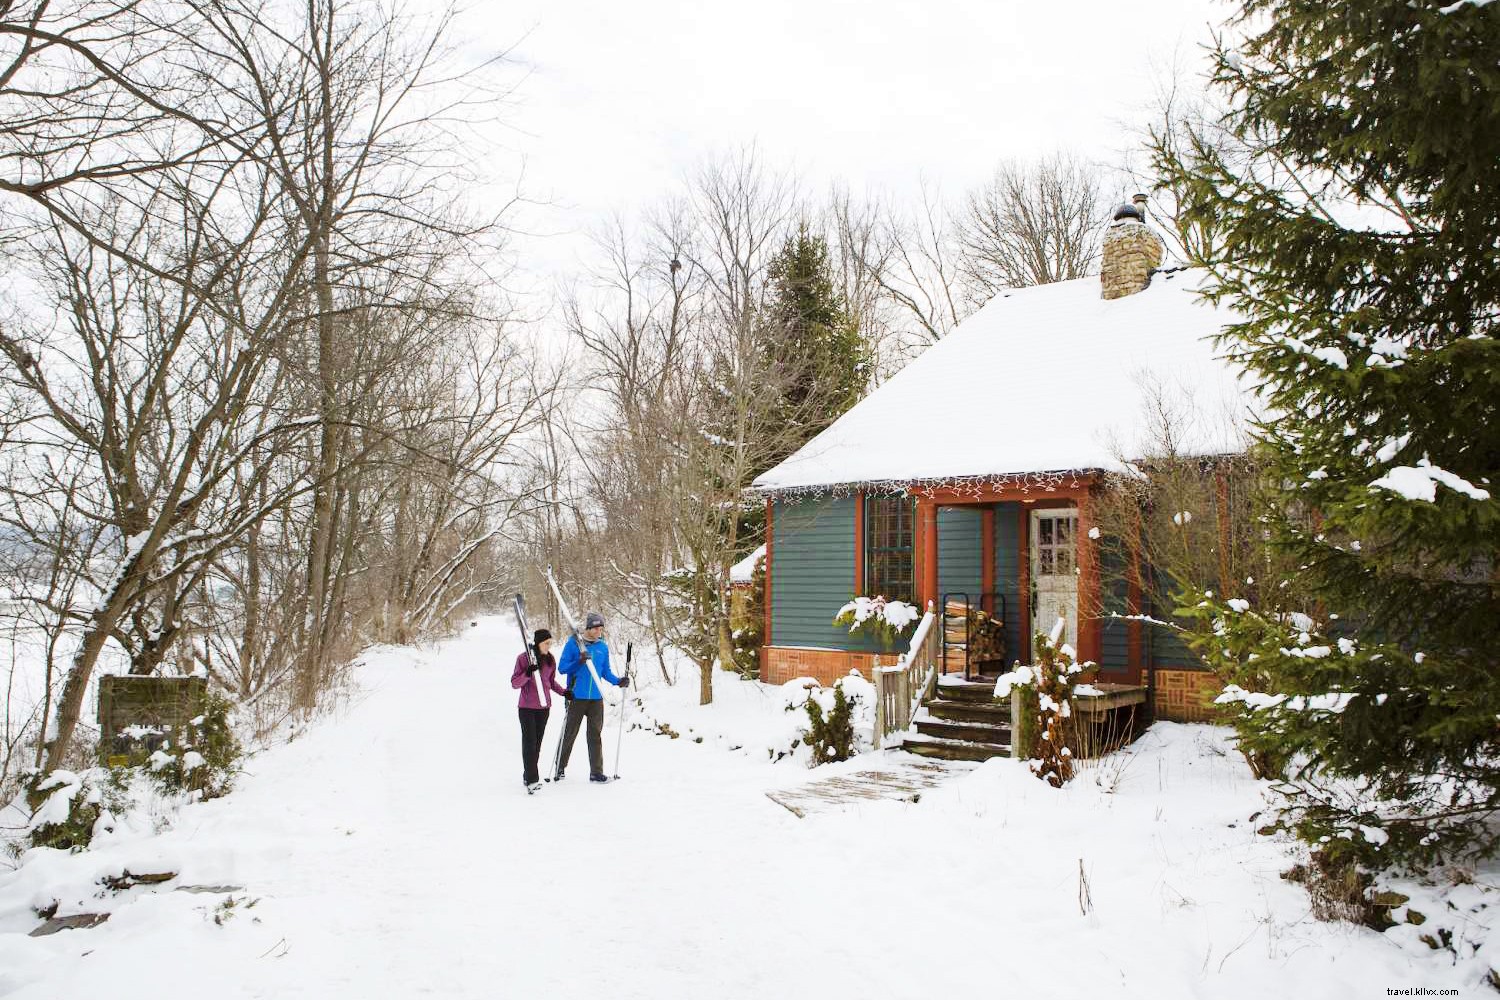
[512,628,568,792]
[554,612,629,783]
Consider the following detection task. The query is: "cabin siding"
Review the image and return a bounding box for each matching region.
[993,502,1022,667]
[937,507,983,603]
[770,496,880,652]
[1098,543,1131,674]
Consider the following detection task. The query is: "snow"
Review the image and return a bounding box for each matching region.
[834,595,920,634]
[1371,460,1491,502]
[0,616,1486,997]
[753,269,1251,493]
[729,544,766,584]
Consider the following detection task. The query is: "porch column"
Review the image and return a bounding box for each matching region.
[1077,492,1102,666]
[917,499,938,610]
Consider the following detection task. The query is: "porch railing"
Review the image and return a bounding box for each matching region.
[873,603,940,750]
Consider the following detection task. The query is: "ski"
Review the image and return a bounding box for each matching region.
[515,593,550,792]
[513,593,550,710]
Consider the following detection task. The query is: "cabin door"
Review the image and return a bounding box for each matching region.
[1031,508,1079,651]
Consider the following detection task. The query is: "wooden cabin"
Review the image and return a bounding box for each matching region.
[751,202,1247,726]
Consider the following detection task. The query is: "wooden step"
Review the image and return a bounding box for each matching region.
[899,733,1012,763]
[924,699,1011,725]
[934,678,1001,703]
[913,717,1011,745]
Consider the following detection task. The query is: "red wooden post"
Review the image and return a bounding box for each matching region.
[1076,492,1102,666]
[917,500,938,610]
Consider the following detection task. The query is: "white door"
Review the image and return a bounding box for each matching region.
[1031,509,1079,652]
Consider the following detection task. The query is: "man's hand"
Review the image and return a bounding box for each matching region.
[617,673,630,689]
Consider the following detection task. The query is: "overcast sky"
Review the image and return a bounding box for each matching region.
[451,0,1230,280]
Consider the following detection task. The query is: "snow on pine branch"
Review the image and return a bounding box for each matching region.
[1370,459,1491,503]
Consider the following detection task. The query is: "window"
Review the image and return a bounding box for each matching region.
[865,496,915,601]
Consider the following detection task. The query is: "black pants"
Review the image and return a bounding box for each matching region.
[519,706,551,785]
[557,698,605,777]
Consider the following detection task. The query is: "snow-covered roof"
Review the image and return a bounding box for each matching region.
[753,268,1252,495]
[730,543,766,584]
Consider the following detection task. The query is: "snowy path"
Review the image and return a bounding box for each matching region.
[0,616,1465,998]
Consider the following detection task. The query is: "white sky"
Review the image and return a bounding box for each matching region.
[450,0,1230,281]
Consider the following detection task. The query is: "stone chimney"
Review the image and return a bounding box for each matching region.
[1099,193,1165,300]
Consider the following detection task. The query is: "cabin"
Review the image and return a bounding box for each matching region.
[751,198,1249,740]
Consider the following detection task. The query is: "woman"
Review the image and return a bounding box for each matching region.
[511,628,569,793]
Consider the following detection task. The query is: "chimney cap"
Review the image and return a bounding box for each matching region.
[1112,202,1143,222]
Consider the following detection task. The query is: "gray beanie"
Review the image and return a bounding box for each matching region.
[584,611,605,629]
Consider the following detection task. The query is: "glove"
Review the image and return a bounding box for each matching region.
[562,689,574,701]
[525,661,539,675]
[617,674,630,689]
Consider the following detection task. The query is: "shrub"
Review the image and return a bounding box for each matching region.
[24,768,125,851]
[996,622,1087,787]
[803,681,856,763]
[147,692,243,800]
[832,595,920,650]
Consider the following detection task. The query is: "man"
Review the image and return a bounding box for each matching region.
[555,611,629,783]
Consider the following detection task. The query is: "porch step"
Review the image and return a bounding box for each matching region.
[913,717,1012,745]
[900,733,1012,763]
[934,678,1000,704]
[924,699,1011,725]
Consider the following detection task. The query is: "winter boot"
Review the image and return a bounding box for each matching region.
[589,773,610,784]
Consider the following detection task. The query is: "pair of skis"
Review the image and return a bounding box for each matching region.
[513,567,631,787]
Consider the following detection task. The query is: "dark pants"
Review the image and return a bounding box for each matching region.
[519,706,551,785]
[557,698,605,777]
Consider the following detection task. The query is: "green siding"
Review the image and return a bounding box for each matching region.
[1145,567,1201,668]
[937,507,982,602]
[993,502,1022,667]
[770,496,880,652]
[1098,542,1131,674]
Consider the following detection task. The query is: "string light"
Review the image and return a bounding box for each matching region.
[753,469,1094,502]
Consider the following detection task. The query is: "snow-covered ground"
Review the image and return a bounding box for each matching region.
[0,615,1488,998]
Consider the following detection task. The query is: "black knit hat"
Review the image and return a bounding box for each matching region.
[532,628,552,648]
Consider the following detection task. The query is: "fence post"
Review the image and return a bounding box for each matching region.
[874,670,886,750]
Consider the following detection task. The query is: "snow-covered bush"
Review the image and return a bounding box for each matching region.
[783,672,876,765]
[146,692,242,800]
[832,595,920,650]
[996,621,1088,787]
[22,767,126,851]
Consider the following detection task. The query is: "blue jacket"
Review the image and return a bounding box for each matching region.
[557,634,621,701]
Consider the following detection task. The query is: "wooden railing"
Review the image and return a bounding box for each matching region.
[873,604,940,750]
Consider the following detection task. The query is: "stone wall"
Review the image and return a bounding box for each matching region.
[1100,220,1165,299]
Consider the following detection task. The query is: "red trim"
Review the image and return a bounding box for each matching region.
[916,500,939,610]
[1017,505,1031,662]
[911,475,1100,505]
[852,490,865,594]
[980,507,996,617]
[1076,492,1102,667]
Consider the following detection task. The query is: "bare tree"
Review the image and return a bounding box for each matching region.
[956,150,1112,295]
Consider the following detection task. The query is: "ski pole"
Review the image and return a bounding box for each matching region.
[612,642,632,779]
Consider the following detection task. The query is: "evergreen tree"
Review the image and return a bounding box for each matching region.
[1158,1,1500,867]
[764,224,866,458]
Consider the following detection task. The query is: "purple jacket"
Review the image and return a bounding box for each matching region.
[512,650,567,709]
